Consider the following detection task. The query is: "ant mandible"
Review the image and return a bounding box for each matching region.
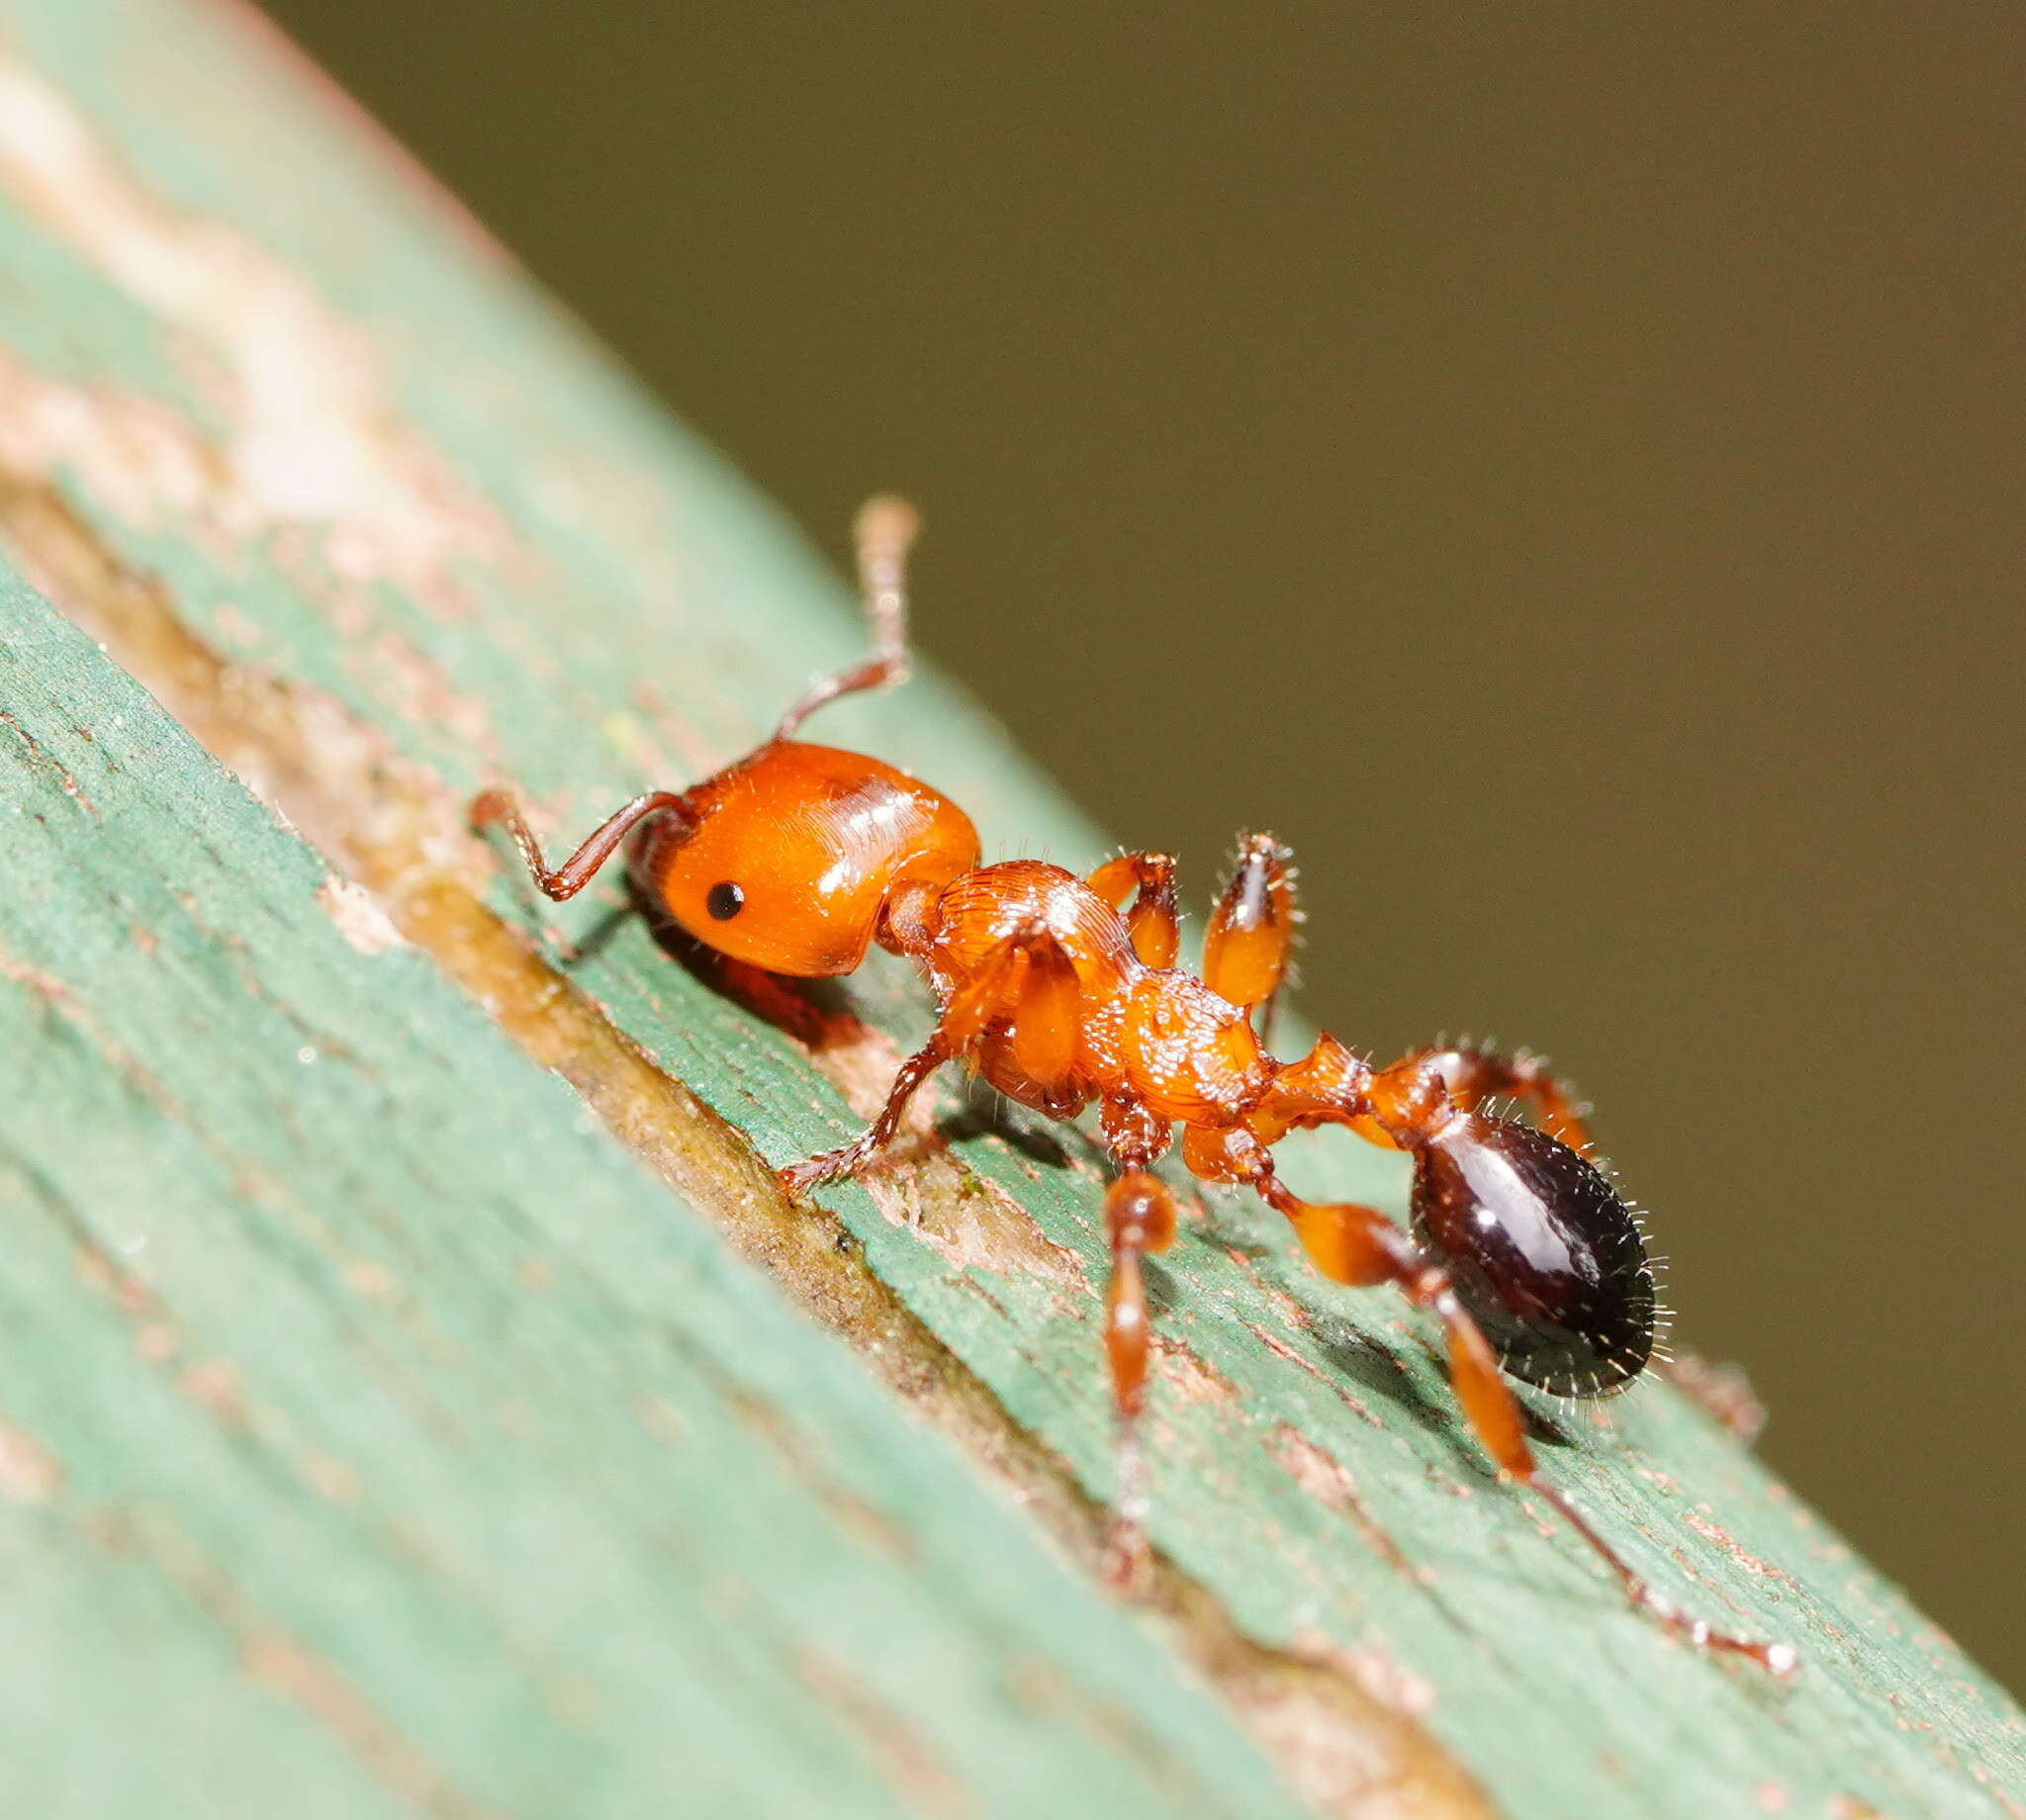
[472,499,1795,1675]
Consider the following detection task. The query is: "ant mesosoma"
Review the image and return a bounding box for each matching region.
[472,499,1795,1674]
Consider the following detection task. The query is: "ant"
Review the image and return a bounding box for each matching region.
[472,499,1795,1675]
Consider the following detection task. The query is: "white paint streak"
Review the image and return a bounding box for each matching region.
[0,57,507,602]
[316,875,406,956]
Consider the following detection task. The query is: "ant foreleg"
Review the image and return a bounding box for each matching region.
[470,787,691,903]
[778,1034,952,1195]
[1397,1042,1594,1151]
[1086,852,1180,967]
[1203,834,1297,1043]
[775,496,919,741]
[1243,1150,1793,1672]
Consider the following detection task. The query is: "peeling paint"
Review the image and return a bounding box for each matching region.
[178,1357,248,1424]
[1684,1507,1787,1583]
[1156,1336,1242,1410]
[0,58,510,608]
[1243,1319,1382,1428]
[0,1410,61,1502]
[0,708,93,811]
[1274,1425,1416,1579]
[0,942,72,1004]
[315,874,406,956]
[244,1631,500,1820]
[875,1163,1088,1291]
[796,1647,974,1820]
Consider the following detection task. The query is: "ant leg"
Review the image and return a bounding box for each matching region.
[470,788,690,902]
[938,918,1085,1117]
[778,1034,953,1194]
[1203,834,1297,1041]
[781,916,1081,1192]
[1086,852,1180,967]
[1394,1042,1594,1151]
[1658,1350,1768,1445]
[707,955,869,1051]
[1097,1096,1177,1586]
[1098,1162,1179,1588]
[775,496,920,740]
[1239,1139,1793,1671]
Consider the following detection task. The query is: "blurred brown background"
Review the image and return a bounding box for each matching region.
[259,2,2023,1691]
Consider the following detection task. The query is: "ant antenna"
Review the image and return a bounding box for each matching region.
[775,495,919,740]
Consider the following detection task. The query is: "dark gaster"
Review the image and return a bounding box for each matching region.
[1412,1114,1655,1396]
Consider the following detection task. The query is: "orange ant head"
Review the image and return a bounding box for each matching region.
[642,741,980,976]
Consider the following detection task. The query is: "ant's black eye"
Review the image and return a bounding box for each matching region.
[706,880,745,921]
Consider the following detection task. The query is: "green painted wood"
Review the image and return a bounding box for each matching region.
[0,3,2017,1817]
[0,582,1321,1818]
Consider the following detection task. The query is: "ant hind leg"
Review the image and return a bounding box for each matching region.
[1396,1041,1595,1151]
[1658,1349,1769,1445]
[1238,1137,1793,1671]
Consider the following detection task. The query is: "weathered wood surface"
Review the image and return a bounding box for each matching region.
[0,2,2018,1816]
[0,584,1329,1820]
